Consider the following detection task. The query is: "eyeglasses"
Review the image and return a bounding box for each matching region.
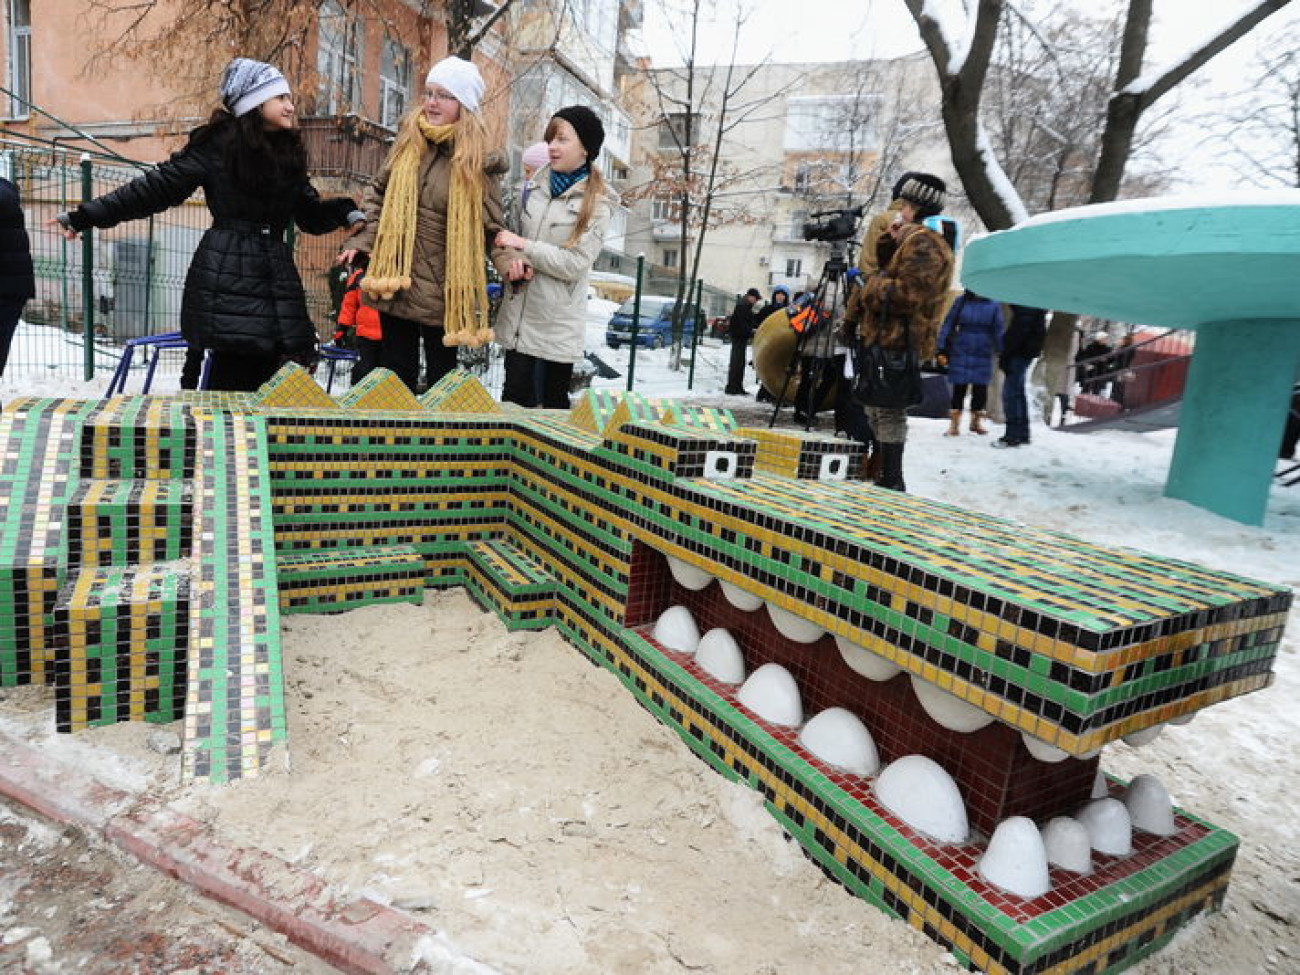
[426,90,459,103]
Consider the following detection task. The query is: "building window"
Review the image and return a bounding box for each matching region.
[783,95,879,152]
[652,195,680,222]
[662,248,679,268]
[6,0,30,118]
[658,112,691,150]
[378,36,410,129]
[785,258,802,278]
[317,0,364,114]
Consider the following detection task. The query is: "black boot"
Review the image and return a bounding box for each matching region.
[877,442,906,492]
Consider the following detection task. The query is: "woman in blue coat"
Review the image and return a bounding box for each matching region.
[937,290,1003,435]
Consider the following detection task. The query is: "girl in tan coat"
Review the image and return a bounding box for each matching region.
[494,106,615,408]
[341,56,513,392]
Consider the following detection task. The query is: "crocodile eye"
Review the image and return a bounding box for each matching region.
[819,454,849,481]
[704,450,738,479]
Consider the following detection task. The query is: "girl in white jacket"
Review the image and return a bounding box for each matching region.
[495,106,614,408]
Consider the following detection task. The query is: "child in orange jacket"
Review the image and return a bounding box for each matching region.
[336,254,382,384]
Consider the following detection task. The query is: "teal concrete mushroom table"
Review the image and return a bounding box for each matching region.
[962,192,1300,525]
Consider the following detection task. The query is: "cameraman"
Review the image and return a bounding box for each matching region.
[844,172,954,491]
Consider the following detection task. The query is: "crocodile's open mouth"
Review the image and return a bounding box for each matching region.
[0,371,1289,975]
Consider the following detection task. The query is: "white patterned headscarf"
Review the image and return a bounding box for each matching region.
[220,58,292,117]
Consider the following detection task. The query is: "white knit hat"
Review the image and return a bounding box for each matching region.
[221,58,292,117]
[425,56,485,113]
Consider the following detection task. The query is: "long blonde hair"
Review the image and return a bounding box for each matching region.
[386,101,491,189]
[364,102,495,344]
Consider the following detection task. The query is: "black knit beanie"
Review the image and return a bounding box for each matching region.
[551,105,605,162]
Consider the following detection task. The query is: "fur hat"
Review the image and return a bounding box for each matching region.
[893,171,947,218]
[521,141,550,172]
[426,56,485,113]
[221,58,291,118]
[550,105,605,162]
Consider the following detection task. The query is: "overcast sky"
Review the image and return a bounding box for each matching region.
[636,0,1300,192]
[638,0,1297,71]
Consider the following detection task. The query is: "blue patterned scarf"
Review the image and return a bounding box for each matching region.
[549,164,589,199]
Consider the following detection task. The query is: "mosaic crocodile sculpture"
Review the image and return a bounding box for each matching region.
[0,364,1289,975]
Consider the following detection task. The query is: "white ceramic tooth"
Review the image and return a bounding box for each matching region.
[910,676,994,733]
[1041,817,1093,874]
[666,554,712,591]
[737,663,803,727]
[1122,723,1165,747]
[765,602,826,643]
[1124,774,1177,836]
[1075,798,1133,856]
[1091,767,1110,799]
[798,708,879,776]
[835,636,902,681]
[1022,733,1070,763]
[720,579,763,611]
[979,817,1051,898]
[652,605,700,655]
[875,755,969,844]
[695,628,746,685]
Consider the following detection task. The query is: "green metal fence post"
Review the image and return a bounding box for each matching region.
[80,154,95,381]
[687,277,703,390]
[627,254,645,392]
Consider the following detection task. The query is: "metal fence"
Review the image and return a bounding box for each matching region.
[0,137,505,396]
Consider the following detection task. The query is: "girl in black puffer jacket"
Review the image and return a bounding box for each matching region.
[0,176,35,382]
[52,58,363,391]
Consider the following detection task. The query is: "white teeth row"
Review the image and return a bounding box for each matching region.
[979,775,1180,899]
[664,554,1188,748]
[649,596,1181,900]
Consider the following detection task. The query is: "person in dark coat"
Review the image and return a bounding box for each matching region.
[724,287,761,394]
[754,285,789,324]
[1074,331,1114,395]
[993,304,1047,448]
[1280,384,1300,461]
[0,176,35,381]
[937,290,1004,436]
[52,58,363,391]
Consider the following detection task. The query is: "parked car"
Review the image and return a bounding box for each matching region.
[605,296,705,350]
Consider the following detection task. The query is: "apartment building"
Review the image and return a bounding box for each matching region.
[624,53,955,299]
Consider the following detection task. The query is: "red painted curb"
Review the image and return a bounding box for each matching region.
[0,732,436,975]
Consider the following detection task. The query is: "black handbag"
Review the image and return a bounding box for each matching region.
[852,289,924,408]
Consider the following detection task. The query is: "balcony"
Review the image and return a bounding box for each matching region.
[651,218,682,241]
[300,115,394,187]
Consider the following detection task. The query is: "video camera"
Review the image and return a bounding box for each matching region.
[801,205,864,243]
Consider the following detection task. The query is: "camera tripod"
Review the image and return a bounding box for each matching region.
[768,238,861,432]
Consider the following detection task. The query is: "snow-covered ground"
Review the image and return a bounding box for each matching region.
[1,299,1297,974]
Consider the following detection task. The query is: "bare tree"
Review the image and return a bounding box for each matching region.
[629,0,791,368]
[1202,23,1300,188]
[85,0,516,118]
[903,0,1293,416]
[448,0,518,60]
